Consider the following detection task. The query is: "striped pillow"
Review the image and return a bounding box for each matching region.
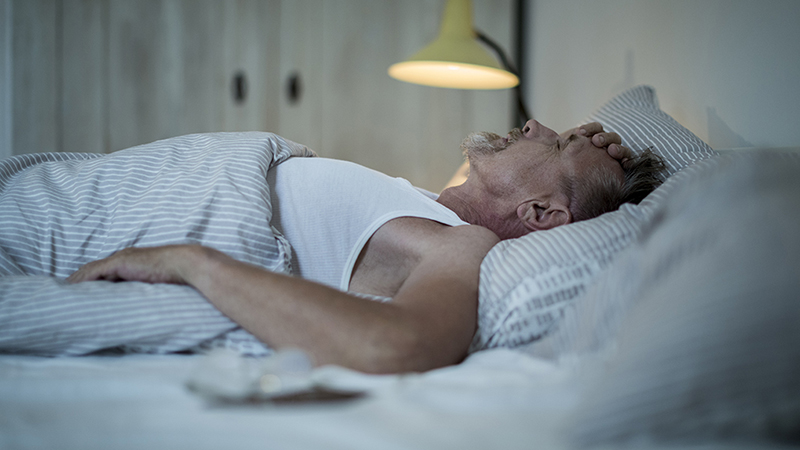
[470,85,717,353]
[584,85,716,177]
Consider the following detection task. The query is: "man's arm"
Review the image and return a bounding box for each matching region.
[68,221,499,374]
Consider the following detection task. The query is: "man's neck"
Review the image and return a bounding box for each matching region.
[436,185,482,225]
[437,185,527,240]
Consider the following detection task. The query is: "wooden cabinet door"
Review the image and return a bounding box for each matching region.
[278,0,514,191]
[107,0,281,152]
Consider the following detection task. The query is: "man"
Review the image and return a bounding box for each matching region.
[67,120,664,374]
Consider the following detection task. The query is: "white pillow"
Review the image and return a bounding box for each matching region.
[470,85,717,353]
[569,150,800,445]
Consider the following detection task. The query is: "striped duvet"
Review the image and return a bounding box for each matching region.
[0,132,315,356]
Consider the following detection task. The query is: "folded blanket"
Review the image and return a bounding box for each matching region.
[0,132,316,356]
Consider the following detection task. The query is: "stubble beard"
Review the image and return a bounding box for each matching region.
[460,128,524,160]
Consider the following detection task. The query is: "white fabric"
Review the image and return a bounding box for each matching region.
[521,157,723,358]
[0,132,315,356]
[268,157,468,291]
[568,150,800,444]
[0,349,585,450]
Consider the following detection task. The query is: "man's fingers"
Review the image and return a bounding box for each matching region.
[591,131,622,148]
[67,260,109,283]
[67,245,193,285]
[67,249,130,283]
[66,269,93,283]
[574,123,632,163]
[579,124,624,150]
[578,122,604,136]
[606,143,634,161]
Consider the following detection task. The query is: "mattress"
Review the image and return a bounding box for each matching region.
[0,349,577,450]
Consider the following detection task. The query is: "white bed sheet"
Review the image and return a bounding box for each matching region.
[0,350,784,450]
[0,349,570,450]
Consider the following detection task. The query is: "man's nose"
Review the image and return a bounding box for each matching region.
[521,119,538,137]
[521,119,559,141]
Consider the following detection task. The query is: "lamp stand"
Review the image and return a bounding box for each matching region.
[474,31,530,125]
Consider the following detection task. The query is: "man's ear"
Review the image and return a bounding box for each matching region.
[516,198,571,231]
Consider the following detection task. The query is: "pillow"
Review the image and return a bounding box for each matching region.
[568,150,800,445]
[470,85,717,353]
[518,157,725,358]
[585,85,717,178]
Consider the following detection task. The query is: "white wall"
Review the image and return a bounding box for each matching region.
[525,0,800,150]
[3,0,513,191]
[0,0,10,160]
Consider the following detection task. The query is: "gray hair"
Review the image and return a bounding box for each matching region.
[563,148,667,222]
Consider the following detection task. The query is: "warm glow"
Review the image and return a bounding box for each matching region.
[388,61,519,90]
[388,0,520,91]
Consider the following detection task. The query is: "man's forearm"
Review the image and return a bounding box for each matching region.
[181,246,430,373]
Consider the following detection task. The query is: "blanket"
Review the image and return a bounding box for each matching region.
[0,132,316,356]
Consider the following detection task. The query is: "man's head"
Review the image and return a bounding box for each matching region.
[438,119,665,239]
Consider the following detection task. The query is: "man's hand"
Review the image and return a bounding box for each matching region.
[67,245,198,284]
[563,121,633,163]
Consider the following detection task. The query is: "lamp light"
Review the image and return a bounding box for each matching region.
[388,0,519,90]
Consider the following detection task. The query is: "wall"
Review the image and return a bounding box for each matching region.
[3,0,515,192]
[278,0,515,190]
[524,0,800,150]
[0,0,10,160]
[7,0,284,157]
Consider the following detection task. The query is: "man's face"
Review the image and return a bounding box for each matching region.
[462,119,625,201]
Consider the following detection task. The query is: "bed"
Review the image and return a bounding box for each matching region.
[1,86,798,449]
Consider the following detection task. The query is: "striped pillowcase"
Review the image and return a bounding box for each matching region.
[470,85,718,353]
[586,85,716,177]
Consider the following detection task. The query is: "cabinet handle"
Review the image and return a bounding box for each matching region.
[232,71,248,104]
[286,72,302,104]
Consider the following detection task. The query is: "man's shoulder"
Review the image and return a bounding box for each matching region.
[382,217,499,260]
[350,217,497,298]
[438,223,500,247]
[436,223,500,263]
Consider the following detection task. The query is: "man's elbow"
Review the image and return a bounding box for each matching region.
[355,323,469,374]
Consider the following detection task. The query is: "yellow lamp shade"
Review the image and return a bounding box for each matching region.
[388,0,519,90]
[389,61,518,90]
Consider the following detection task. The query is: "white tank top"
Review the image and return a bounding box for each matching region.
[267,157,468,291]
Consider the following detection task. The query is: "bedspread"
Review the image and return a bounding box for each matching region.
[0,132,316,356]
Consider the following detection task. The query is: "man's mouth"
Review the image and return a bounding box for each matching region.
[505,128,524,146]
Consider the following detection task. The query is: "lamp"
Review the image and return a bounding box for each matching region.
[388,0,529,121]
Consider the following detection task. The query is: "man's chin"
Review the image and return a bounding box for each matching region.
[460,131,505,157]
